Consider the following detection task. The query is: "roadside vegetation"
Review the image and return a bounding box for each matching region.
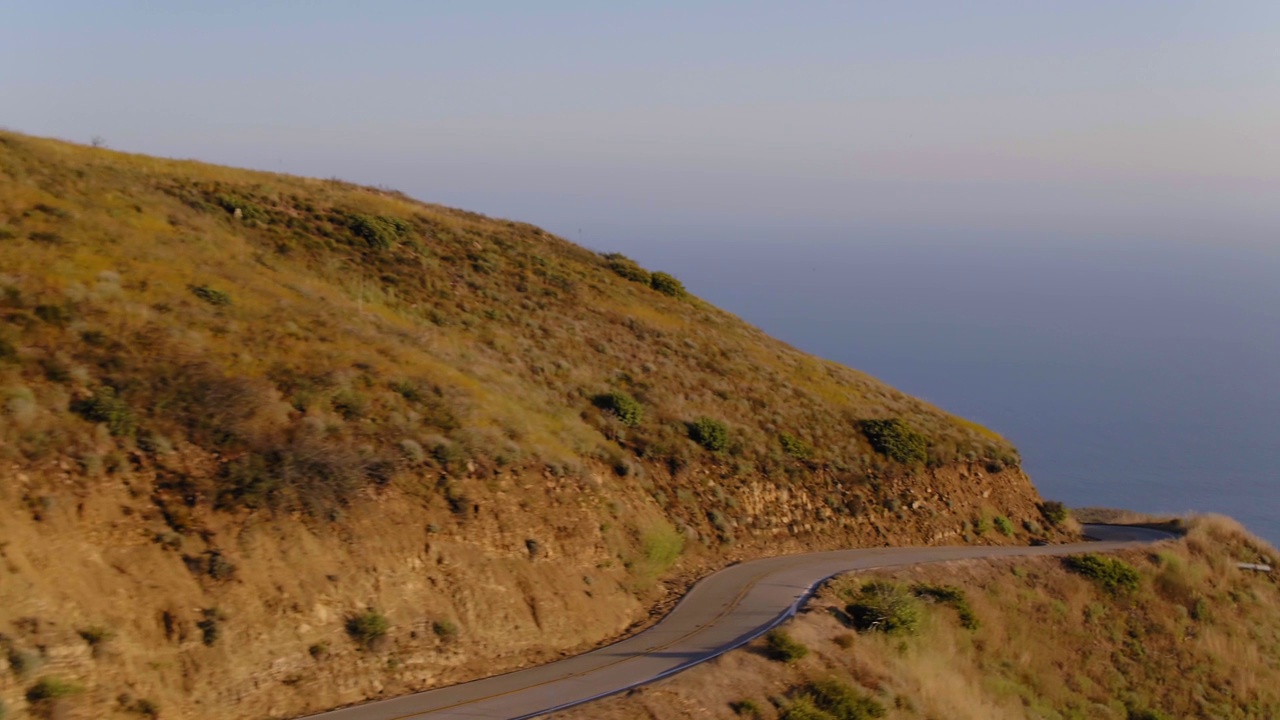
[558,515,1280,720]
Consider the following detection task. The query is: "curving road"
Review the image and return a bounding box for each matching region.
[304,524,1174,720]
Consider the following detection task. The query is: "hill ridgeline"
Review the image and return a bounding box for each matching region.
[0,131,1061,719]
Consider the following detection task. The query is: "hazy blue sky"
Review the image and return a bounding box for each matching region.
[5,3,1280,536]
[4,1,1278,250]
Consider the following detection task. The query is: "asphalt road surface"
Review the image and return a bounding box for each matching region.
[304,524,1174,720]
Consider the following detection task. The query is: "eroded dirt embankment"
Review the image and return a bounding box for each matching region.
[0,457,1052,720]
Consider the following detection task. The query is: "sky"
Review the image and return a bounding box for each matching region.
[3,1,1279,252]
[5,3,1280,536]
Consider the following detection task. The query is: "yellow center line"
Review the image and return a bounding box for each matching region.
[387,566,777,719]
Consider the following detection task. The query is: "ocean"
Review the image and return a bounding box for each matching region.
[619,235,1280,546]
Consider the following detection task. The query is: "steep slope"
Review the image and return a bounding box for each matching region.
[0,131,1054,719]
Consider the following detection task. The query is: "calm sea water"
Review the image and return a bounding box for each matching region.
[619,236,1280,545]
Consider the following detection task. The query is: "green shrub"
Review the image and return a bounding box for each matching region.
[765,629,809,662]
[432,619,459,641]
[604,253,651,284]
[994,515,1014,537]
[779,432,812,460]
[189,284,232,306]
[858,419,927,465]
[688,417,728,451]
[1039,500,1070,526]
[912,584,979,630]
[780,697,835,720]
[1190,596,1212,622]
[806,678,886,719]
[72,386,137,437]
[593,391,643,427]
[974,515,991,535]
[77,626,114,649]
[128,697,160,718]
[0,336,15,363]
[346,609,390,649]
[347,213,411,250]
[1128,708,1174,720]
[197,608,226,646]
[25,677,81,703]
[399,438,426,462]
[1065,554,1141,596]
[649,271,686,298]
[730,699,762,718]
[34,304,72,325]
[846,582,921,635]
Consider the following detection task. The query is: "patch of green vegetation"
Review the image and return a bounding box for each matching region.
[71,386,136,437]
[77,626,114,649]
[605,253,651,284]
[779,432,812,460]
[25,676,81,703]
[635,520,684,582]
[189,284,232,306]
[1039,500,1070,526]
[197,608,227,646]
[649,271,686,297]
[1065,554,1141,596]
[780,679,885,720]
[688,416,728,451]
[593,390,644,427]
[846,581,921,635]
[346,213,412,250]
[346,609,390,649]
[0,336,16,363]
[859,419,927,465]
[994,515,1014,537]
[730,699,763,718]
[802,678,886,720]
[432,619,459,641]
[765,629,809,662]
[912,584,979,630]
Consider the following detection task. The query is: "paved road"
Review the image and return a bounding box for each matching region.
[304,524,1174,720]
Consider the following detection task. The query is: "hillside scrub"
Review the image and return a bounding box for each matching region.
[0,131,1024,517]
[556,514,1280,720]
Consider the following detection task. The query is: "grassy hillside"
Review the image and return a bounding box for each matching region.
[562,515,1280,720]
[0,130,1019,513]
[0,131,1050,719]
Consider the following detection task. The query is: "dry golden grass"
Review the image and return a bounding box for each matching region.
[0,129,1019,522]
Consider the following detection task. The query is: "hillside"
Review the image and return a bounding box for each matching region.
[0,131,1054,720]
[559,515,1280,720]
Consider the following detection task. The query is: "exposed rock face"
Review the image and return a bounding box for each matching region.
[0,459,1050,719]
